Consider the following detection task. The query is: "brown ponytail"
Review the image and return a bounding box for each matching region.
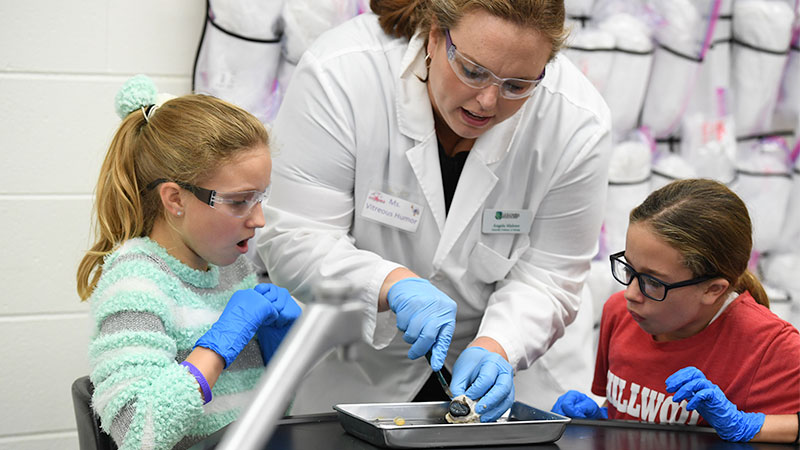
[735,270,769,308]
[371,0,429,39]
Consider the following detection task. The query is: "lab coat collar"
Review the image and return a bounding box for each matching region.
[433,107,525,264]
[406,134,446,234]
[471,100,527,165]
[400,102,529,237]
[397,29,434,141]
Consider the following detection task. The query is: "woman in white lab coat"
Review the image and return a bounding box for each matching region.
[257,0,612,420]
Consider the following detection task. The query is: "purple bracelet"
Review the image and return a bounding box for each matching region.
[180,361,212,404]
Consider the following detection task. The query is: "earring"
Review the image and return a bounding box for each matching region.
[176,211,183,217]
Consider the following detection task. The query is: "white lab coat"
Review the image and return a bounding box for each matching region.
[257,13,612,413]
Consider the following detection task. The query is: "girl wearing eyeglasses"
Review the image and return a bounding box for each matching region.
[76,75,301,450]
[552,179,800,443]
[256,0,612,420]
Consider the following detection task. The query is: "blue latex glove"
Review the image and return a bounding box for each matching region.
[254,283,302,363]
[387,278,456,371]
[195,288,279,368]
[551,390,608,419]
[666,366,765,442]
[450,346,514,422]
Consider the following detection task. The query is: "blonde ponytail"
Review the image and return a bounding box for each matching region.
[77,114,152,300]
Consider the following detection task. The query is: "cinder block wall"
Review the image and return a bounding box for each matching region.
[0,2,204,448]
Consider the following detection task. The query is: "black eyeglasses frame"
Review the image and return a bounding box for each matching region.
[608,251,718,302]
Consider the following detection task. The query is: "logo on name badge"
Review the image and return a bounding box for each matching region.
[362,190,424,233]
[495,211,520,220]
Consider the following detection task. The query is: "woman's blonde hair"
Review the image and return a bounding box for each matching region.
[371,0,568,62]
[629,179,769,307]
[76,94,269,300]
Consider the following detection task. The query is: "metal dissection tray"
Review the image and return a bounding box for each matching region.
[334,401,570,448]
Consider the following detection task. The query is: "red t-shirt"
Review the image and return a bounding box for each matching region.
[592,291,800,425]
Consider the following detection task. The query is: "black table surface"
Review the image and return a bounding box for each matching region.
[192,413,799,450]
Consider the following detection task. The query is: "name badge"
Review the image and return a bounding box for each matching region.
[482,209,533,234]
[362,190,424,232]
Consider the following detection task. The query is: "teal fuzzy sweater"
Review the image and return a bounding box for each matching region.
[88,237,265,450]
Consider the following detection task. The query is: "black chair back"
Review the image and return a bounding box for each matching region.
[71,376,118,450]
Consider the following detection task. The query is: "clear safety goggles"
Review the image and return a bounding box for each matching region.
[445,29,545,100]
[609,251,718,302]
[147,179,270,218]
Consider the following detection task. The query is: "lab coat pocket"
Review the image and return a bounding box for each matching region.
[468,239,526,284]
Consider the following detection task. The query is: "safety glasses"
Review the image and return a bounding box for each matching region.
[147,179,269,218]
[609,251,718,302]
[445,29,545,100]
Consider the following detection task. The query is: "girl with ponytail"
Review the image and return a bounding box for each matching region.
[77,75,300,449]
[552,179,800,444]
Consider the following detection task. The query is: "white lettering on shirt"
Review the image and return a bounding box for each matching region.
[605,370,699,425]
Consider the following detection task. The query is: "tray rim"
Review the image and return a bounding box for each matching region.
[334,400,571,428]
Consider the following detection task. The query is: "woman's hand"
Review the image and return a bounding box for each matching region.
[450,346,514,422]
[386,278,456,371]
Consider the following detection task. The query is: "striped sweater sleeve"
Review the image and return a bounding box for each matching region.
[89,254,205,450]
[87,239,261,450]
